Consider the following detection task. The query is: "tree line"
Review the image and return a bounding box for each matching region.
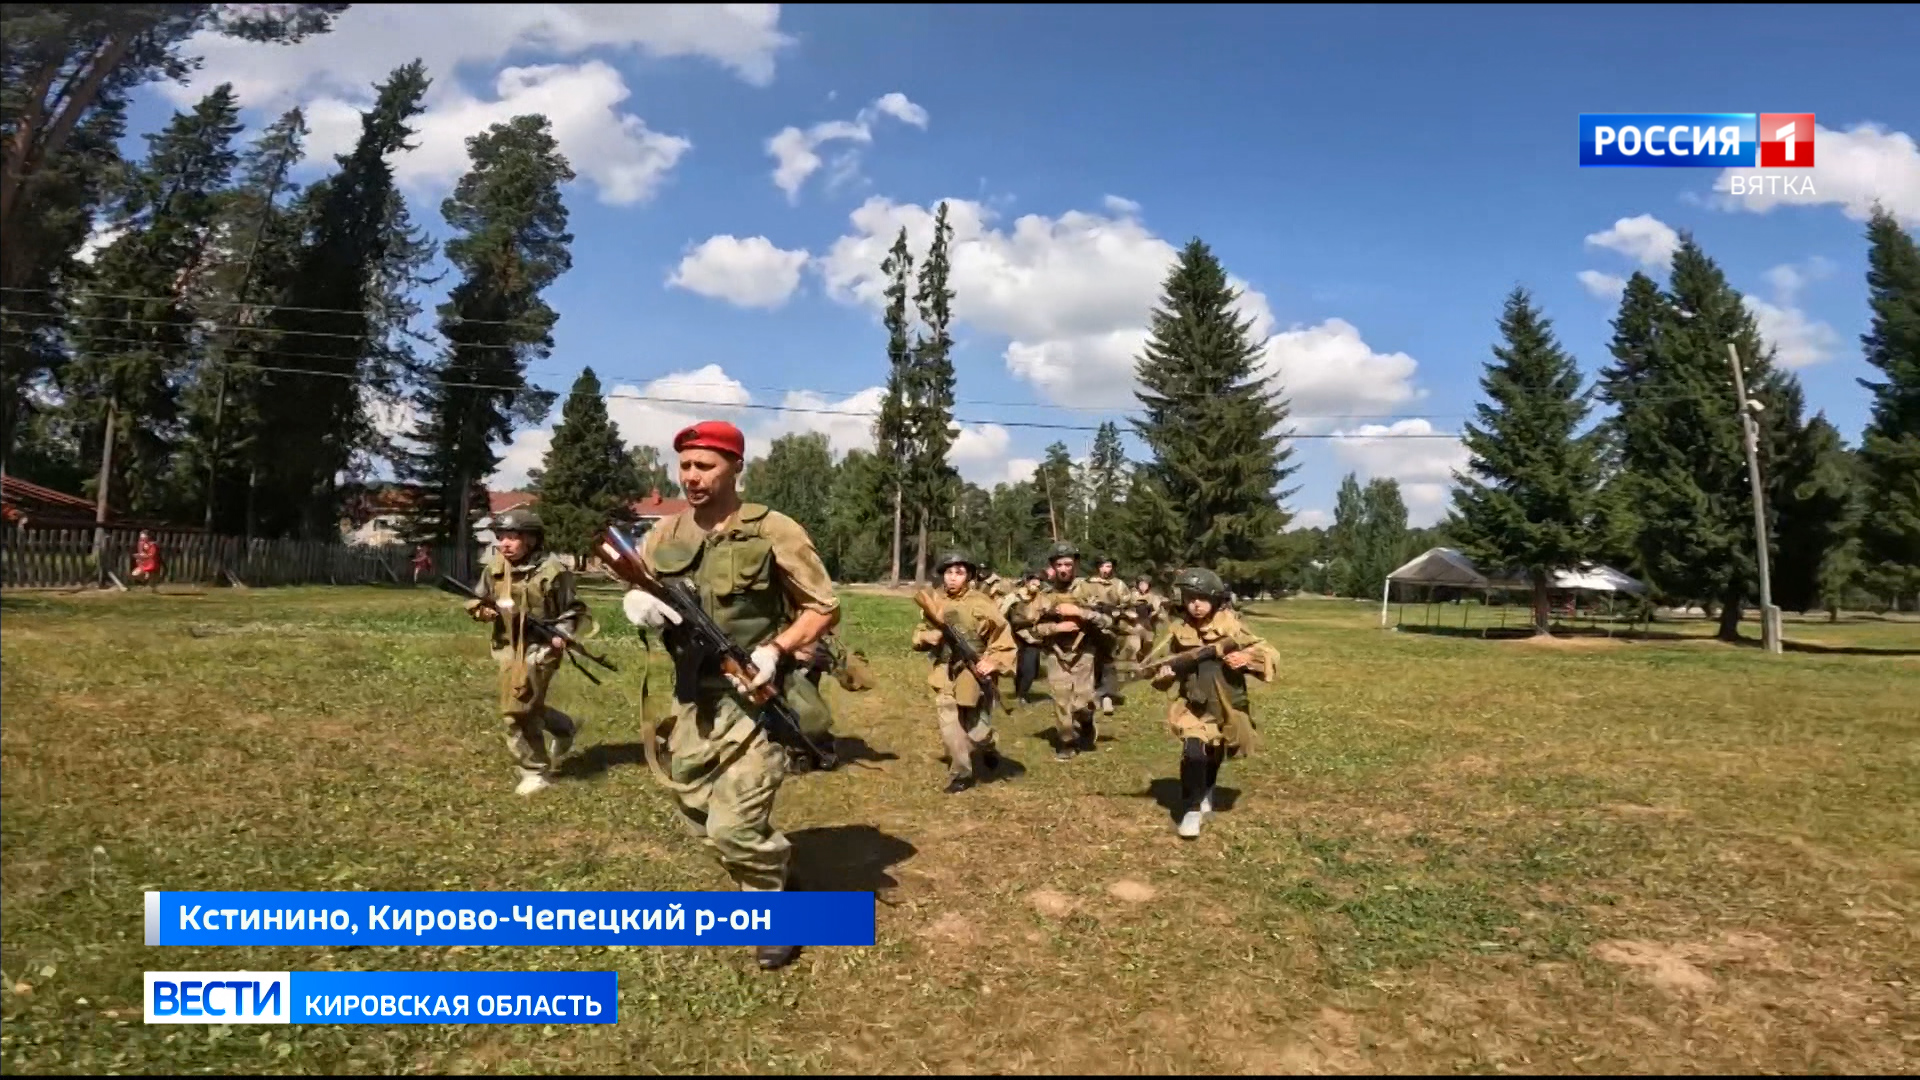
[5,6,1914,621]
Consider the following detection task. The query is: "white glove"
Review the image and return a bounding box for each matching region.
[622,588,682,629]
[727,643,783,694]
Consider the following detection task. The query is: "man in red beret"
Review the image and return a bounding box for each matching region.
[621,419,841,972]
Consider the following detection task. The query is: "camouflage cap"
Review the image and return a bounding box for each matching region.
[1046,540,1081,562]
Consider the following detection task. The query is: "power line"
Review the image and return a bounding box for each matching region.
[0,284,549,332]
[12,328,1471,438]
[2,304,1713,426]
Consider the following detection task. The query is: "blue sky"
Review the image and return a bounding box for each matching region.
[131,4,1920,525]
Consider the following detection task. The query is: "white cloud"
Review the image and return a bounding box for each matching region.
[819,196,1432,423]
[169,4,794,108]
[1328,418,1470,527]
[302,61,690,207]
[1742,257,1840,369]
[668,235,811,308]
[1577,269,1628,301]
[1287,508,1333,531]
[1102,195,1141,216]
[1584,214,1681,269]
[1713,122,1920,226]
[766,92,930,202]
[946,423,1037,486]
[73,221,124,265]
[761,386,886,456]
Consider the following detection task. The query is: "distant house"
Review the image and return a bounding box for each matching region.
[2,476,102,530]
[338,483,425,547]
[630,489,688,532]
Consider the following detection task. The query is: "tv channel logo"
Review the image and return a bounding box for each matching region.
[1580,113,1815,168]
[145,972,291,1024]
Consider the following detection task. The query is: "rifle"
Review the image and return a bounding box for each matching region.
[1114,640,1241,689]
[439,575,616,685]
[595,525,833,770]
[913,589,1010,715]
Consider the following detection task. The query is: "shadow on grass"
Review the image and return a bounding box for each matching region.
[789,824,917,894]
[1133,778,1243,822]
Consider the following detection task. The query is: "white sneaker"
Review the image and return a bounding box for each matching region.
[1199,788,1215,818]
[1176,810,1203,839]
[515,773,551,796]
[550,717,586,760]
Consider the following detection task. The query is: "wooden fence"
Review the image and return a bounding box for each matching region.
[0,527,477,591]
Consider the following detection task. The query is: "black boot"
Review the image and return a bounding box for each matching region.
[1076,715,1097,751]
[943,774,975,794]
[756,944,801,970]
[980,747,1002,773]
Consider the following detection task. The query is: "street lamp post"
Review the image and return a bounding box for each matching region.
[1725,342,1783,654]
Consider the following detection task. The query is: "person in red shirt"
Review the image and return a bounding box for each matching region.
[411,544,434,584]
[130,531,163,591]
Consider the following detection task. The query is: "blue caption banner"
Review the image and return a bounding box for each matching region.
[145,890,876,947]
[1579,113,1756,167]
[144,970,618,1024]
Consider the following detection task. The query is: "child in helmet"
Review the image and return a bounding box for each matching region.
[911,550,1017,792]
[1148,568,1278,839]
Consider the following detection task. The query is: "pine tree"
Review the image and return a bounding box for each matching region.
[182,106,307,533]
[254,61,431,539]
[1031,442,1076,542]
[1448,288,1610,633]
[403,113,573,567]
[66,84,242,520]
[873,227,914,584]
[0,3,348,295]
[1121,465,1182,575]
[907,201,958,584]
[1082,421,1129,558]
[1855,207,1920,607]
[1131,238,1297,584]
[1326,473,1368,597]
[1769,390,1858,612]
[0,96,125,483]
[825,447,892,581]
[1616,235,1779,639]
[534,367,639,558]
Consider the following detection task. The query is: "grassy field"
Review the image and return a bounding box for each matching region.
[2,585,1915,1074]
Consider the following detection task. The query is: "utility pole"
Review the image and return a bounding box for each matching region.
[1726,342,1782,654]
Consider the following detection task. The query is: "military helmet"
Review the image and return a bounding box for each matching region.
[494,507,544,534]
[1173,567,1227,599]
[1046,540,1081,562]
[933,549,977,575]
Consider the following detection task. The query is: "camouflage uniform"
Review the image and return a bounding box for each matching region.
[465,531,592,788]
[639,502,839,891]
[1015,543,1117,758]
[1123,581,1169,662]
[912,553,1018,790]
[782,632,873,772]
[1149,568,1279,838]
[1084,563,1129,711]
[1004,575,1047,700]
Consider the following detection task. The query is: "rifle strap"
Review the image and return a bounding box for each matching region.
[637,631,756,796]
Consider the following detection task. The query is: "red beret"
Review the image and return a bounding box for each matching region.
[672,420,745,459]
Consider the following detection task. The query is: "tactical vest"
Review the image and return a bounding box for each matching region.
[1172,619,1253,716]
[649,504,788,657]
[482,553,566,649]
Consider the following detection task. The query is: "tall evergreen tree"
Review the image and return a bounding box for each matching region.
[1448,288,1610,633]
[1031,441,1077,542]
[1614,235,1781,639]
[66,84,242,519]
[824,447,891,581]
[1355,478,1411,599]
[1131,238,1296,584]
[0,96,125,484]
[907,201,958,583]
[0,3,348,294]
[1769,390,1858,612]
[1121,464,1181,574]
[1854,207,1920,606]
[403,113,571,565]
[873,226,914,584]
[532,367,637,558]
[254,60,431,539]
[181,106,308,532]
[1082,421,1129,557]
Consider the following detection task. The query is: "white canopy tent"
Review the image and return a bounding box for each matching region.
[1380,547,1649,631]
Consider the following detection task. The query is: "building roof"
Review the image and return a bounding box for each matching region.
[3,475,104,527]
[488,489,537,514]
[632,489,688,518]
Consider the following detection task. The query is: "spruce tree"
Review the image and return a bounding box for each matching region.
[1855,207,1920,606]
[255,61,431,538]
[1031,442,1077,542]
[742,432,834,543]
[1082,421,1129,558]
[908,201,958,583]
[67,84,242,519]
[534,367,639,558]
[1130,238,1296,584]
[873,227,914,584]
[1616,235,1779,639]
[1121,465,1182,574]
[404,113,573,565]
[1448,288,1610,633]
[1770,390,1858,612]
[1327,473,1368,597]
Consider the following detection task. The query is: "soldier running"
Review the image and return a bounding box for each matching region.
[911,550,1017,793]
[1014,541,1118,760]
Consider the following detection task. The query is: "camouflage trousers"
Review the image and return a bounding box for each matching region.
[1046,650,1098,744]
[934,691,996,780]
[667,692,792,892]
[494,649,576,779]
